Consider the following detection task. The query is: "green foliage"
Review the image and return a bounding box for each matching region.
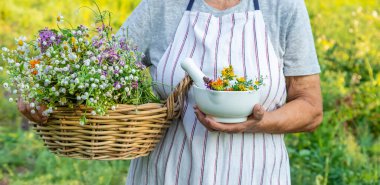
[286,0,380,184]
[0,0,379,185]
[0,127,130,185]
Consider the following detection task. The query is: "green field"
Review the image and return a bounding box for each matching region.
[1,0,379,185]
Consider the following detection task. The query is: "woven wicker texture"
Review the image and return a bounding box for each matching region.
[30,76,192,160]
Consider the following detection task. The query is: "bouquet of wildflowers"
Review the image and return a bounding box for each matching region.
[205,66,264,91]
[0,9,159,121]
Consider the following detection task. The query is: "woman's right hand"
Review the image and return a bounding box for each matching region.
[17,98,48,124]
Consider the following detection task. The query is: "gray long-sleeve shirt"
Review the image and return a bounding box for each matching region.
[117,0,320,76]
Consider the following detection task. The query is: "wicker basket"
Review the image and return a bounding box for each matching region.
[29,76,192,160]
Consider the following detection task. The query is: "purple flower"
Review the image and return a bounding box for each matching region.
[131,81,138,89]
[38,28,61,53]
[114,81,121,90]
[102,70,108,76]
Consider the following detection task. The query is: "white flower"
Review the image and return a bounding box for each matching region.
[55,92,60,96]
[78,38,83,42]
[13,90,17,94]
[60,88,66,93]
[90,78,94,82]
[9,98,13,102]
[77,30,82,35]
[86,51,93,56]
[15,63,20,67]
[7,58,14,64]
[84,59,91,66]
[50,36,56,41]
[91,56,97,61]
[91,83,97,88]
[30,102,35,108]
[68,53,77,61]
[75,64,80,69]
[131,69,136,74]
[134,76,139,81]
[15,36,26,46]
[102,66,107,70]
[51,87,56,92]
[74,78,79,84]
[57,14,64,23]
[3,83,9,88]
[76,96,81,101]
[0,66,3,71]
[111,106,116,111]
[129,74,134,80]
[94,79,99,83]
[91,110,96,116]
[31,109,36,114]
[2,47,9,52]
[124,87,130,92]
[43,41,47,46]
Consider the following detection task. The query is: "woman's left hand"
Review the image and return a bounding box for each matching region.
[194,104,266,133]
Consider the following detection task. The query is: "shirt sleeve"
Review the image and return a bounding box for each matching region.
[116,0,152,66]
[283,0,320,76]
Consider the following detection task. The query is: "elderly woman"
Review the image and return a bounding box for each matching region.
[19,0,323,184]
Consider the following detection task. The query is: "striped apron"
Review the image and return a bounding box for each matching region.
[126,0,290,184]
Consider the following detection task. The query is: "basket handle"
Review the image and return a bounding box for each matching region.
[165,75,193,120]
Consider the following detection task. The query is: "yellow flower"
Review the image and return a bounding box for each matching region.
[221,65,235,79]
[237,77,246,83]
[238,84,246,91]
[71,37,76,44]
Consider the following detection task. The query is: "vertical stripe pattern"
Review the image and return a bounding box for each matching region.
[126,10,290,185]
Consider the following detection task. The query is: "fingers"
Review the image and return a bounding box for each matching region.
[17,98,48,124]
[252,104,265,120]
[194,105,215,131]
[17,98,35,122]
[194,105,247,133]
[37,105,48,123]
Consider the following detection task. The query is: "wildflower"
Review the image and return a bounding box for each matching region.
[237,77,246,83]
[9,98,13,102]
[91,110,96,116]
[16,36,27,46]
[3,83,9,88]
[30,102,35,108]
[31,109,36,114]
[69,53,77,61]
[57,14,64,23]
[131,81,138,89]
[221,65,235,80]
[114,81,121,90]
[0,66,3,71]
[111,106,116,111]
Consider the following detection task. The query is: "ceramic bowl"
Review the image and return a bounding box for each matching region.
[193,85,261,123]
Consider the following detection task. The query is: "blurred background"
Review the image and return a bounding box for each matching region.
[0,0,379,184]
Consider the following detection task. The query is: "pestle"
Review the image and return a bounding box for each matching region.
[180,58,208,88]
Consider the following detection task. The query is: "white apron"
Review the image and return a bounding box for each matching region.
[126,0,290,184]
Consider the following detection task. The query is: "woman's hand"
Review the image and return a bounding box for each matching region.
[194,74,323,134]
[17,98,48,124]
[194,104,266,133]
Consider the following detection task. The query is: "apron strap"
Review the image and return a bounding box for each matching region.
[253,0,260,10]
[187,0,259,11]
[186,0,195,11]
